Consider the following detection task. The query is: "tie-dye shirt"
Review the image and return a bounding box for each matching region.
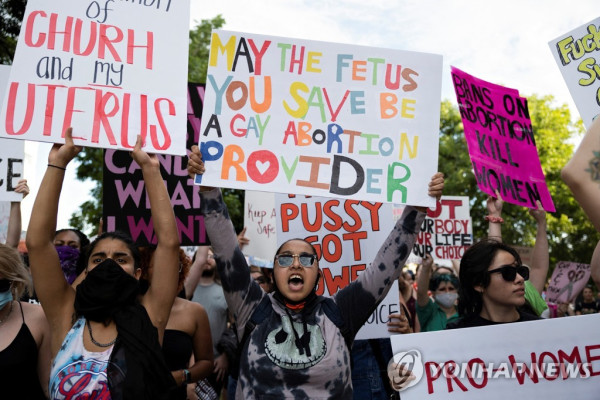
[49,318,125,399]
[200,189,425,399]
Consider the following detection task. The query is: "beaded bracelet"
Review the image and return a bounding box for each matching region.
[484,215,504,224]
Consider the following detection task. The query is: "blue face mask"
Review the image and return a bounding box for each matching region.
[0,282,13,308]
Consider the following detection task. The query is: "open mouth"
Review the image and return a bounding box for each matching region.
[288,274,304,291]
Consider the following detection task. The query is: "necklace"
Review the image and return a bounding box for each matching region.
[87,320,117,348]
[0,301,13,325]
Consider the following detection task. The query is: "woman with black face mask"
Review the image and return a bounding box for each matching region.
[26,129,181,399]
[0,243,50,399]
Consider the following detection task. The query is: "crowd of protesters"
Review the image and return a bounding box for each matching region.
[0,117,598,399]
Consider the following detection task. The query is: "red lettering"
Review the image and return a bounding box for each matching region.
[585,344,600,376]
[126,28,153,69]
[4,82,35,135]
[425,361,442,394]
[280,203,299,233]
[151,98,174,150]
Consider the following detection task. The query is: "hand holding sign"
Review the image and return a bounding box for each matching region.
[48,127,82,169]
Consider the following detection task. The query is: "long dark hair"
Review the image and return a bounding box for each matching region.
[457,239,521,318]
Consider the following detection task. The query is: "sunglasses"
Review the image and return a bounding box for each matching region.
[0,279,11,292]
[275,253,316,268]
[488,265,529,281]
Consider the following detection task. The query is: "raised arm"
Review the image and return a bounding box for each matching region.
[591,240,600,289]
[486,190,503,242]
[528,201,548,294]
[184,246,209,299]
[6,179,29,248]
[135,136,180,336]
[334,173,443,337]
[561,116,600,232]
[25,128,81,338]
[187,145,265,334]
[416,254,434,308]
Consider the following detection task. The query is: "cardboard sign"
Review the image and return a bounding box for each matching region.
[102,83,208,246]
[546,261,592,303]
[275,193,400,339]
[451,67,555,212]
[197,30,443,206]
[390,314,600,399]
[512,245,534,268]
[549,17,600,129]
[243,190,276,268]
[396,196,472,260]
[0,0,190,155]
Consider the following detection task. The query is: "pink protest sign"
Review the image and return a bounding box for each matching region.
[451,67,555,211]
[546,261,591,303]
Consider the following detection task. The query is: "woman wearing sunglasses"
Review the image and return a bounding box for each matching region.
[187,145,444,399]
[447,239,540,329]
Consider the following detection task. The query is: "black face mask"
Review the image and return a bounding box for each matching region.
[74,258,140,322]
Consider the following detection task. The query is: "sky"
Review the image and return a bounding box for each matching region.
[18,0,598,233]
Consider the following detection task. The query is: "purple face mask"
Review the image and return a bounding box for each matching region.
[56,245,80,284]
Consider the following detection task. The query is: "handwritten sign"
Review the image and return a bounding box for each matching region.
[197,30,443,206]
[102,83,208,246]
[390,314,600,400]
[243,190,276,268]
[549,17,600,129]
[396,196,472,260]
[0,0,190,155]
[546,261,591,303]
[275,193,400,339]
[451,67,555,212]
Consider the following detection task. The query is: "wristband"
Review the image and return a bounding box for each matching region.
[484,215,504,224]
[47,164,66,171]
[182,368,191,384]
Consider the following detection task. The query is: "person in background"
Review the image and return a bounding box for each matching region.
[416,254,459,332]
[0,243,51,399]
[185,246,230,398]
[5,179,29,249]
[575,284,599,315]
[53,228,90,285]
[27,130,180,398]
[139,247,214,400]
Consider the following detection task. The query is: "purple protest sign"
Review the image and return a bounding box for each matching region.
[546,261,591,303]
[451,67,555,211]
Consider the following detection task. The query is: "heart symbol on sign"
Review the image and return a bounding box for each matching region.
[256,161,270,175]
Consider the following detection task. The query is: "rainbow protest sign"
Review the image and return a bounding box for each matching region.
[197,30,443,206]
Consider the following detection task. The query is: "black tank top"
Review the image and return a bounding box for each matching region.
[162,329,193,400]
[0,302,46,399]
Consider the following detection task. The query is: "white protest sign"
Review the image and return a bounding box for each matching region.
[197,30,443,206]
[243,190,276,268]
[0,0,190,155]
[549,17,600,129]
[0,65,25,202]
[390,314,600,400]
[275,193,400,339]
[395,196,472,260]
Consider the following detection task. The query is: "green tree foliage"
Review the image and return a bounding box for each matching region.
[0,0,26,64]
[439,97,598,271]
[188,15,225,83]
